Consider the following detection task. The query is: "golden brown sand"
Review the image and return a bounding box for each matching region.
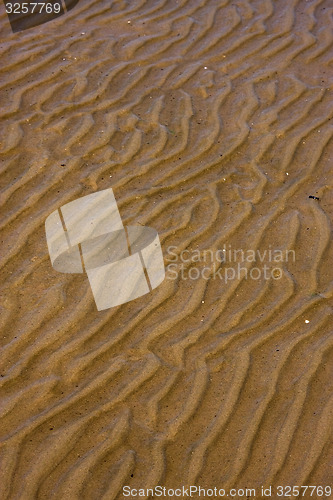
[0,0,332,498]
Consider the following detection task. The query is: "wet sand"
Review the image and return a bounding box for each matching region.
[0,0,333,498]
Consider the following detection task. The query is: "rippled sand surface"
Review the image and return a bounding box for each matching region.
[0,0,333,498]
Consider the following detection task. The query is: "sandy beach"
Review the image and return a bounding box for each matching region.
[0,0,332,498]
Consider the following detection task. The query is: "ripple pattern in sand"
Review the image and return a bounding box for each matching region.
[0,0,333,499]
